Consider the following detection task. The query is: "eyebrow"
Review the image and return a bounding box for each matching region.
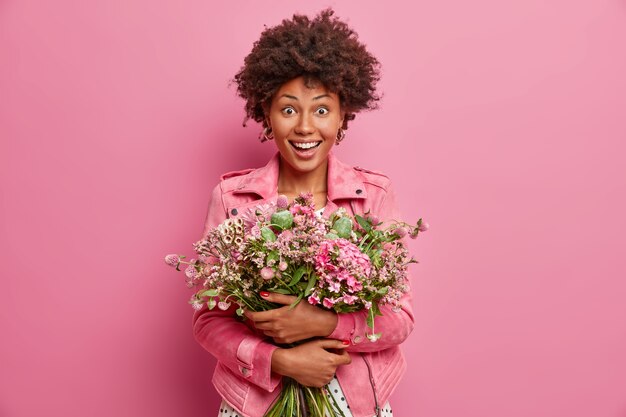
[280,94,333,101]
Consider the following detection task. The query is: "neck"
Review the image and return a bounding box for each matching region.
[277,157,328,195]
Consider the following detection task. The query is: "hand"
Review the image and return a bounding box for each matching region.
[244,292,338,344]
[271,339,352,388]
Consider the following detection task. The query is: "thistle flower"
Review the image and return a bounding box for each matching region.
[164,254,180,267]
[260,267,275,280]
[185,265,197,279]
[276,194,289,209]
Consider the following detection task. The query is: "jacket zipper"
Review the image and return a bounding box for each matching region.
[362,354,381,417]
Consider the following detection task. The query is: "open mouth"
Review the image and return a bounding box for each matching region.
[289,141,322,151]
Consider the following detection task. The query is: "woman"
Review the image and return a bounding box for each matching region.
[193,9,414,417]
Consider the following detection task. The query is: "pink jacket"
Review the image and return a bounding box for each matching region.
[192,151,415,417]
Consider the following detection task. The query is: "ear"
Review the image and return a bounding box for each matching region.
[339,109,346,129]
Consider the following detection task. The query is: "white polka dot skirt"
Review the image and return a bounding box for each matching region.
[217,376,393,417]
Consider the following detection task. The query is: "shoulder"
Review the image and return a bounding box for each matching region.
[218,167,257,192]
[353,165,393,191]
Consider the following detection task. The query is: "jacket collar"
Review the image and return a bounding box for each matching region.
[233,151,367,201]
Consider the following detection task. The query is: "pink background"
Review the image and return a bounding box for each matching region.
[1,1,625,416]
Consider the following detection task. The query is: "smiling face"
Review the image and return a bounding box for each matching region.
[266,76,345,181]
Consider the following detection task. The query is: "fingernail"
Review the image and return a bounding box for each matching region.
[260,291,270,298]
[342,340,350,345]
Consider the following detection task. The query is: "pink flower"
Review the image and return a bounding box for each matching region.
[322,297,338,309]
[276,195,289,209]
[308,294,320,305]
[218,301,231,310]
[394,227,407,238]
[346,275,363,291]
[368,215,380,225]
[278,261,288,271]
[260,267,275,280]
[418,221,429,232]
[164,254,180,267]
[251,225,261,238]
[341,294,358,305]
[279,229,293,240]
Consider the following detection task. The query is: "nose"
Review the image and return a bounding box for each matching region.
[294,113,315,136]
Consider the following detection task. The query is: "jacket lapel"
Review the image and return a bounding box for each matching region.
[226,151,368,217]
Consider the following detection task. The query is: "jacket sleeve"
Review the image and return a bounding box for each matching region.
[327,181,415,352]
[192,183,282,392]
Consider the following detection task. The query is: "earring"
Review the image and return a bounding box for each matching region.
[259,126,274,142]
[336,128,346,145]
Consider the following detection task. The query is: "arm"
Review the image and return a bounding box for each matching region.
[192,183,282,392]
[327,289,414,352]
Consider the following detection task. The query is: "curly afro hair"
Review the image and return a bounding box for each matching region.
[233,8,381,130]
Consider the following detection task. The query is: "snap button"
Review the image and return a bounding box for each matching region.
[238,365,250,376]
[231,208,238,216]
[352,335,362,344]
[355,189,363,195]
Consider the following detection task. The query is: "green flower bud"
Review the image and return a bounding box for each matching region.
[333,217,353,239]
[271,210,294,230]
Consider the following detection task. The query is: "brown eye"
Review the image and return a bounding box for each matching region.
[316,107,329,115]
[282,107,295,115]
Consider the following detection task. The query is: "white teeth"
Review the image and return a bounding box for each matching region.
[292,141,321,150]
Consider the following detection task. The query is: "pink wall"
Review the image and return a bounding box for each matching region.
[1,1,625,416]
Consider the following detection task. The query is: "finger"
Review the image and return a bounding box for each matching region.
[245,309,278,322]
[260,291,299,305]
[253,321,275,331]
[337,349,352,365]
[317,338,351,350]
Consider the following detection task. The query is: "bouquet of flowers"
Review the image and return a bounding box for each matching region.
[165,193,427,417]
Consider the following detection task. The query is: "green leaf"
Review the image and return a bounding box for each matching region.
[377,287,389,295]
[261,227,277,242]
[236,307,244,316]
[201,289,219,297]
[267,251,279,263]
[355,214,372,232]
[366,308,375,328]
[304,274,317,296]
[288,293,303,310]
[372,301,382,317]
[271,288,291,295]
[287,266,306,286]
[207,298,216,310]
[324,232,339,240]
